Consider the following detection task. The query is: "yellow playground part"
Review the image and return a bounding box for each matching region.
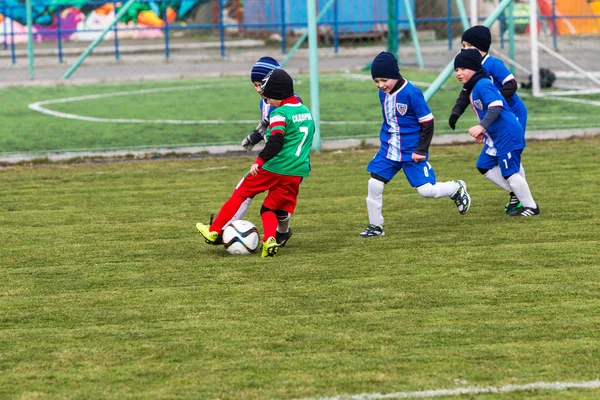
[540,0,600,35]
[591,1,600,23]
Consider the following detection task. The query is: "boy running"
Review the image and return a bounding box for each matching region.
[360,52,471,238]
[454,49,540,217]
[449,25,529,214]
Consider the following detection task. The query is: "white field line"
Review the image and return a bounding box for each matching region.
[27,79,600,127]
[300,379,600,400]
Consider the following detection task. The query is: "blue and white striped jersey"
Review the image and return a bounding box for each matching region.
[377,80,433,162]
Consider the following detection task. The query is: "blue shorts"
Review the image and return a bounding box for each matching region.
[367,153,437,187]
[476,148,523,177]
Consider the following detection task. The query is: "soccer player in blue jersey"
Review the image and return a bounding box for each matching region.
[454,49,540,217]
[449,25,529,214]
[359,52,471,238]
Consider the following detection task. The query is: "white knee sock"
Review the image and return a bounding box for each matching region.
[507,174,536,208]
[416,181,458,199]
[276,213,291,233]
[518,163,526,179]
[484,166,511,192]
[229,197,253,224]
[366,178,384,227]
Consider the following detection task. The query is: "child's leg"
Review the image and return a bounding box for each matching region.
[276,213,291,233]
[478,150,512,191]
[506,174,536,208]
[228,197,253,226]
[416,181,458,198]
[481,166,512,191]
[366,177,385,227]
[499,150,536,209]
[210,191,249,233]
[403,161,454,198]
[518,163,526,179]
[364,155,401,229]
[405,161,470,214]
[260,206,279,242]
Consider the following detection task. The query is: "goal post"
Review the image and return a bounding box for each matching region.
[528,0,600,98]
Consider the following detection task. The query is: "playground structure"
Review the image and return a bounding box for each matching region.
[538,0,600,35]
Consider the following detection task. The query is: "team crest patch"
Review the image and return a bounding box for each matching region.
[473,99,483,110]
[396,103,408,116]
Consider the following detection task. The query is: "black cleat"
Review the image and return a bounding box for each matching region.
[359,224,384,238]
[276,228,293,247]
[510,205,541,217]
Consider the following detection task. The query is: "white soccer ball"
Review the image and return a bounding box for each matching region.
[222,220,260,255]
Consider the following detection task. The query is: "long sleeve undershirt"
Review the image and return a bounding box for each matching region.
[415,120,434,155]
[479,106,501,129]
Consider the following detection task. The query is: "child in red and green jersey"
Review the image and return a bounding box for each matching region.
[196,69,315,257]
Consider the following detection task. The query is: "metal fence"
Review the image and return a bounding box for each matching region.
[1,0,599,70]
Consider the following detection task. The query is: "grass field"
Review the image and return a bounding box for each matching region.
[3,70,600,155]
[2,136,599,399]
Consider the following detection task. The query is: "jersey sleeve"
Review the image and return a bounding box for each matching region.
[410,89,434,124]
[480,83,504,110]
[487,58,515,86]
[268,110,287,137]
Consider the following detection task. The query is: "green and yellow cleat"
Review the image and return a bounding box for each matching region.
[261,236,280,258]
[196,222,222,245]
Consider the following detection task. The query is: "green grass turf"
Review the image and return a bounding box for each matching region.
[2,71,600,154]
[1,137,599,399]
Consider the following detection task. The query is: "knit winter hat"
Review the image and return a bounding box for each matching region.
[250,56,280,82]
[461,25,492,53]
[370,51,401,79]
[261,69,294,100]
[454,48,483,71]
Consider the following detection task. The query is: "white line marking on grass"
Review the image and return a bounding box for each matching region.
[198,166,229,172]
[28,83,255,124]
[27,83,378,126]
[301,380,600,400]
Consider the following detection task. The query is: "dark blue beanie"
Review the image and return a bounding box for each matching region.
[461,25,492,53]
[250,56,280,82]
[454,48,483,71]
[371,51,401,79]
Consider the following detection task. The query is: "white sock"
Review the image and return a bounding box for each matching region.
[366,178,384,227]
[518,163,526,179]
[416,181,458,198]
[507,174,536,208]
[276,213,291,233]
[484,166,511,192]
[228,197,252,225]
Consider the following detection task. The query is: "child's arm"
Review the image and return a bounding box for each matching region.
[499,79,518,102]
[413,120,434,162]
[488,59,519,102]
[411,91,435,162]
[448,89,470,130]
[241,119,269,151]
[250,114,286,175]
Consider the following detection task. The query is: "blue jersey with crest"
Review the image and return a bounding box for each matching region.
[470,78,525,156]
[482,54,527,126]
[377,80,433,162]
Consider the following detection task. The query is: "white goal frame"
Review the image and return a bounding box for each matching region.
[529,0,600,97]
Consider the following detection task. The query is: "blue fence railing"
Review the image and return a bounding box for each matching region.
[2,0,599,65]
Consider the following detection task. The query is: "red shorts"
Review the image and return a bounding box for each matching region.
[235,169,302,214]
